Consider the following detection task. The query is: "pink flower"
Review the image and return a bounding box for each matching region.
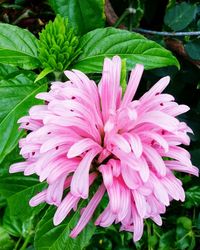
[10,56,198,242]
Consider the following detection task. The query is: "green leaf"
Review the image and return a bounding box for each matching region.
[175,225,195,250]
[7,178,46,221]
[185,39,200,60]
[158,230,175,250]
[35,203,96,250]
[0,174,43,199]
[35,68,54,83]
[177,217,192,230]
[72,28,180,73]
[0,64,18,80]
[48,0,105,35]
[164,2,197,31]
[0,23,40,69]
[0,227,15,250]
[0,71,47,163]
[185,186,200,208]
[3,207,34,238]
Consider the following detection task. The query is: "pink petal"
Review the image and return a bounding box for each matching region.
[9,162,27,173]
[70,184,105,238]
[138,157,150,182]
[99,164,113,188]
[132,205,144,242]
[143,145,166,177]
[151,215,162,226]
[107,179,121,214]
[121,64,144,108]
[46,175,66,206]
[67,138,101,158]
[95,204,116,227]
[109,134,131,153]
[138,111,179,132]
[151,174,169,206]
[165,160,199,176]
[123,133,143,158]
[53,193,80,225]
[132,190,147,218]
[71,149,100,198]
[141,76,170,101]
[29,190,47,207]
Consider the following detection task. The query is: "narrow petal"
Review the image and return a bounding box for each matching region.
[151,173,169,206]
[132,205,144,242]
[109,134,131,153]
[151,215,162,226]
[143,145,166,177]
[53,193,80,225]
[70,184,105,238]
[132,190,147,218]
[71,149,100,198]
[46,175,66,206]
[124,133,143,158]
[67,138,101,158]
[99,164,113,188]
[9,162,27,173]
[121,64,144,108]
[141,76,170,101]
[138,111,179,132]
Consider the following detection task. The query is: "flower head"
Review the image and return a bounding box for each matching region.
[10,56,198,241]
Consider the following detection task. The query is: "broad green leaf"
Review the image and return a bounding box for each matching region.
[0,174,36,197]
[0,64,18,80]
[185,186,200,208]
[48,0,105,35]
[0,23,40,69]
[35,203,96,250]
[185,40,200,60]
[0,71,47,163]
[72,28,180,73]
[3,207,34,238]
[7,177,46,221]
[0,227,15,250]
[164,2,197,31]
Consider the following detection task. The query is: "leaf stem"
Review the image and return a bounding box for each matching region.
[132,28,200,36]
[114,9,129,28]
[13,237,22,250]
[20,232,32,250]
[146,221,153,250]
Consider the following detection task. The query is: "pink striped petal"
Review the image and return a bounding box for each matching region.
[143,145,166,177]
[29,190,47,207]
[70,184,105,238]
[53,193,80,225]
[9,162,27,173]
[67,138,101,158]
[132,190,147,218]
[71,149,100,199]
[121,64,144,108]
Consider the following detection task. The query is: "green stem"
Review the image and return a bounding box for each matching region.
[54,71,62,81]
[20,232,32,250]
[146,221,152,250]
[13,237,22,250]
[113,9,129,28]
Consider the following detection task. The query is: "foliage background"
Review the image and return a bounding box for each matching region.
[0,0,199,249]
